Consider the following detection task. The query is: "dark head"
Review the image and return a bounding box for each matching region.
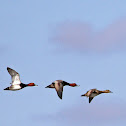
[27,83,38,86]
[69,83,80,87]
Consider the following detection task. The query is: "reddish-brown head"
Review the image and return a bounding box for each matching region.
[69,83,80,87]
[28,83,38,86]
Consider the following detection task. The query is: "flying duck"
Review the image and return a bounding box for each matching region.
[81,88,112,103]
[45,80,79,99]
[4,67,38,91]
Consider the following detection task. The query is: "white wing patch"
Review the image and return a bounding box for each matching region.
[11,74,21,85]
[7,67,22,85]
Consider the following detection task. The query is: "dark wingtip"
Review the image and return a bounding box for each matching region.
[57,91,63,100]
[57,93,62,99]
[89,100,91,103]
[89,97,93,103]
[59,96,62,100]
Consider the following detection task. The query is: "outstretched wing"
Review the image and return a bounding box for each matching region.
[7,67,21,85]
[89,97,94,103]
[54,81,63,99]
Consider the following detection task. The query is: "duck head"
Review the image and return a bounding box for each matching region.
[69,83,80,87]
[104,90,113,93]
[27,83,38,86]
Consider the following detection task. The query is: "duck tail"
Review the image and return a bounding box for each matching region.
[81,94,85,96]
[45,86,49,88]
[4,87,10,90]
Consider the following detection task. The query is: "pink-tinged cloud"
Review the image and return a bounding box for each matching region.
[32,100,126,126]
[52,18,126,52]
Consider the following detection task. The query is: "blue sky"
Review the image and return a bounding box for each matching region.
[0,1,126,126]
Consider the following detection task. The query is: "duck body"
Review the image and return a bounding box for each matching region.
[45,80,79,99]
[81,89,112,103]
[4,83,29,91]
[4,67,37,91]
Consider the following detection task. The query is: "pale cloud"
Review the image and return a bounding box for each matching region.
[52,18,126,53]
[32,100,126,126]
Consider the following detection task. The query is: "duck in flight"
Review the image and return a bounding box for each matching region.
[45,80,79,99]
[81,88,112,103]
[4,67,38,91]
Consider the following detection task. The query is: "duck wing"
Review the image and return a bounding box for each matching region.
[89,97,94,103]
[54,82,63,99]
[7,67,21,85]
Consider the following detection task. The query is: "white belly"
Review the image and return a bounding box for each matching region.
[10,85,22,90]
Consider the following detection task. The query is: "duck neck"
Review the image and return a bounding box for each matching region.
[99,90,108,93]
[20,83,27,88]
[62,81,70,86]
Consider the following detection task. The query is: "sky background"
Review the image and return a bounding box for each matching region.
[0,0,126,126]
